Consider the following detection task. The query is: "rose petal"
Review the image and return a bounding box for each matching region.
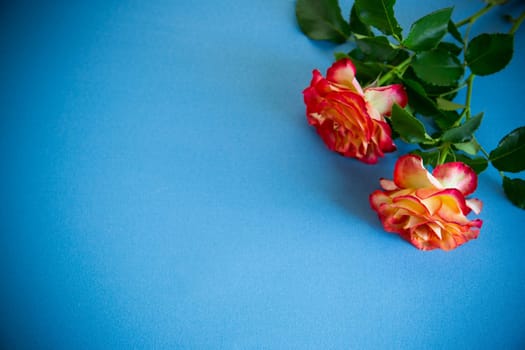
[414,188,440,200]
[466,198,483,214]
[408,227,435,250]
[469,218,483,229]
[309,69,323,86]
[364,84,408,117]
[373,119,396,152]
[380,179,398,191]
[392,195,430,216]
[370,155,483,251]
[326,59,363,94]
[303,59,400,163]
[394,155,443,190]
[427,222,443,239]
[329,92,373,134]
[432,229,460,251]
[421,188,471,219]
[370,190,391,211]
[433,162,478,195]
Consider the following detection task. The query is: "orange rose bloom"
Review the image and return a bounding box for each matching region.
[303,58,407,164]
[370,155,483,251]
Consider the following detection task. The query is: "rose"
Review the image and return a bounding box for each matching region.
[369,155,483,251]
[303,58,408,164]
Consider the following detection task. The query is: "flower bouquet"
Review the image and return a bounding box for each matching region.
[296,0,525,250]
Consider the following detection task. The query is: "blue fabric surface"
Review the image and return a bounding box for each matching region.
[2,0,525,348]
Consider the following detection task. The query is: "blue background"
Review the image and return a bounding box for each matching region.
[2,0,525,348]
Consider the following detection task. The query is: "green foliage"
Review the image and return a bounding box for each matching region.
[295,0,350,43]
[354,0,402,39]
[403,8,453,51]
[441,113,483,143]
[402,78,440,116]
[390,104,433,144]
[490,127,525,173]
[437,42,462,56]
[355,36,397,61]
[503,177,525,209]
[447,20,463,43]
[412,149,488,174]
[454,139,480,155]
[349,4,373,36]
[347,49,387,84]
[295,0,525,209]
[484,0,509,5]
[455,154,488,174]
[466,33,514,76]
[433,111,461,131]
[412,49,464,86]
[334,51,350,61]
[411,149,441,168]
[436,97,464,111]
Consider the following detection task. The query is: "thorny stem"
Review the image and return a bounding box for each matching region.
[455,4,496,28]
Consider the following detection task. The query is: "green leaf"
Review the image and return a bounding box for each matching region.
[411,149,441,168]
[412,49,464,86]
[455,154,488,174]
[334,52,349,61]
[402,78,440,116]
[441,113,483,143]
[355,36,397,61]
[354,0,402,38]
[347,49,388,84]
[349,4,373,36]
[348,47,367,60]
[436,97,465,111]
[438,41,462,56]
[484,0,509,5]
[403,7,453,51]
[503,176,525,209]
[296,0,350,43]
[448,20,463,43]
[490,126,525,173]
[413,149,487,174]
[388,48,410,65]
[390,104,433,144]
[466,33,514,76]
[434,110,461,131]
[454,138,480,155]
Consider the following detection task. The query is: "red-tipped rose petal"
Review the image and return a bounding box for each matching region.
[470,218,483,229]
[364,84,408,117]
[369,190,391,211]
[373,119,396,152]
[394,155,442,190]
[433,162,478,196]
[309,69,323,86]
[392,195,430,216]
[421,188,470,217]
[326,59,363,93]
[303,60,402,163]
